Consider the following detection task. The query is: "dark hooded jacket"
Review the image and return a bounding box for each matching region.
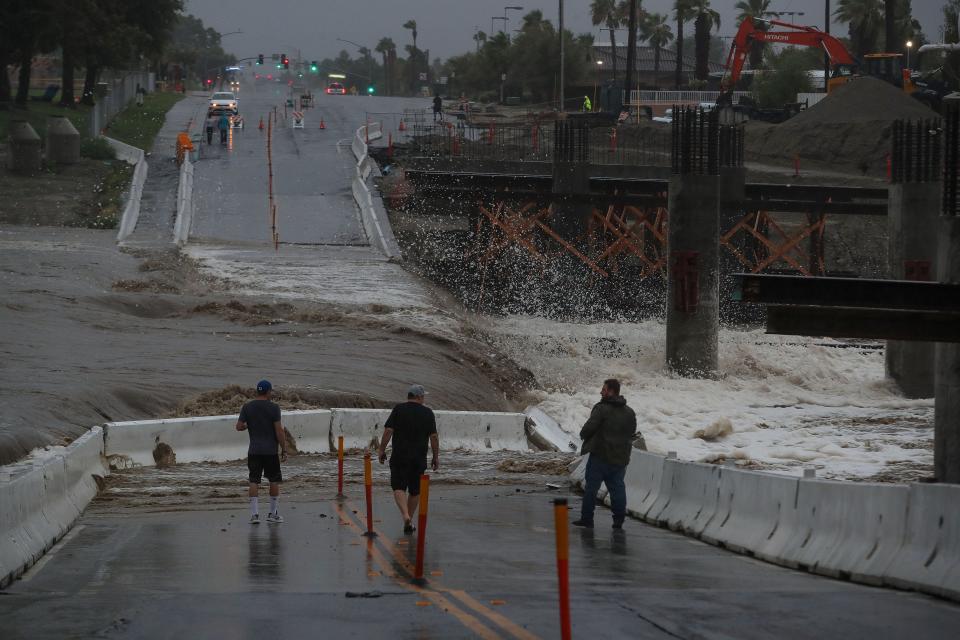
[579,395,637,466]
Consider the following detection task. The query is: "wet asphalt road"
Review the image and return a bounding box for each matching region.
[3,463,960,639]
[190,79,427,246]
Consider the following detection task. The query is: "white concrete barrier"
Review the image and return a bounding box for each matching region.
[1,427,108,589]
[702,468,799,557]
[173,156,194,246]
[884,483,960,600]
[626,451,666,519]
[524,407,579,453]
[105,410,333,466]
[656,460,720,536]
[331,409,529,453]
[106,136,148,243]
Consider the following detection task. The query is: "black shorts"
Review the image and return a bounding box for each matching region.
[390,458,427,495]
[248,454,282,484]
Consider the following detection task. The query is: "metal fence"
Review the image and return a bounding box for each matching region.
[410,120,672,167]
[89,70,155,137]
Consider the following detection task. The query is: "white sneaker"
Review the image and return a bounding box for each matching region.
[267,512,284,524]
[250,513,260,525]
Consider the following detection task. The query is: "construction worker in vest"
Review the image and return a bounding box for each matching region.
[583,95,592,112]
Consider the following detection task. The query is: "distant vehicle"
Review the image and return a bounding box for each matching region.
[652,108,672,124]
[209,91,238,114]
[229,79,240,92]
[325,82,345,95]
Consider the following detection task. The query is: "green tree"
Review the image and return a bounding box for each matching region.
[643,13,674,89]
[834,0,883,58]
[403,19,419,92]
[375,37,396,95]
[689,0,720,82]
[734,0,774,70]
[591,0,622,81]
[753,47,814,107]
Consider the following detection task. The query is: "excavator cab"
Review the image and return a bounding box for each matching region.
[863,53,916,93]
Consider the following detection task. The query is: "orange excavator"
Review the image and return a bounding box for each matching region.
[717,17,924,109]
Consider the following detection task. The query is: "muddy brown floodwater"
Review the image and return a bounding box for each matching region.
[0,225,534,465]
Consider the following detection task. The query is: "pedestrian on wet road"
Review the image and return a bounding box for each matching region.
[574,378,637,530]
[377,384,439,533]
[218,112,230,144]
[205,112,216,145]
[236,379,287,524]
[432,94,443,121]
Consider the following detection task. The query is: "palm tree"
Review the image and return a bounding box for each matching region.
[734,0,774,70]
[834,0,883,59]
[591,0,621,82]
[690,0,721,82]
[473,30,486,53]
[403,19,418,51]
[673,0,694,89]
[644,13,674,89]
[375,37,395,95]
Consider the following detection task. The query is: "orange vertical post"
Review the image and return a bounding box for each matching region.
[362,452,377,537]
[337,435,345,498]
[554,498,571,640]
[413,474,431,584]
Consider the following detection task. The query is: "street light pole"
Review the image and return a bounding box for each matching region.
[504,6,524,39]
[337,38,375,88]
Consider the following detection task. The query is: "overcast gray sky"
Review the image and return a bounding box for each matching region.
[186,0,943,63]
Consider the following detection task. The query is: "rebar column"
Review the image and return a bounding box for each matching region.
[886,118,942,399]
[551,120,591,240]
[936,97,960,484]
[718,125,746,323]
[666,107,721,376]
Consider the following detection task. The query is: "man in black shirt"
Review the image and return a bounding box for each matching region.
[236,379,287,525]
[377,384,439,533]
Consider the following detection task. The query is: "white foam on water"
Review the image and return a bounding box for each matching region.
[479,315,934,480]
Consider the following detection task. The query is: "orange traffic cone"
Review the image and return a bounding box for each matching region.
[398,118,406,131]
[319,118,326,130]
[259,117,264,131]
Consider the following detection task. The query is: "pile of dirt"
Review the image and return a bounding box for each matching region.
[746,76,939,176]
[172,384,393,418]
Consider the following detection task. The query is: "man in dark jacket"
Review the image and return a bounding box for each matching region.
[574,378,637,529]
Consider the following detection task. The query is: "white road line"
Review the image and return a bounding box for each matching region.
[19,525,85,582]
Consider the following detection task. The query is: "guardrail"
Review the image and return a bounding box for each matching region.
[572,451,960,602]
[625,89,752,104]
[351,123,401,258]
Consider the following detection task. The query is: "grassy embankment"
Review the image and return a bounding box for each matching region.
[0,91,183,229]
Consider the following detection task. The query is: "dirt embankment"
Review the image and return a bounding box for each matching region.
[745,77,939,177]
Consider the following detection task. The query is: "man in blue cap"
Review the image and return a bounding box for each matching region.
[377,384,439,533]
[236,379,287,524]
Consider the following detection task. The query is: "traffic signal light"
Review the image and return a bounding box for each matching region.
[206,79,213,86]
[257,54,264,65]
[367,85,375,94]
[310,61,318,73]
[281,54,289,69]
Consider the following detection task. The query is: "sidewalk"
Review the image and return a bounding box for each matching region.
[123,93,208,248]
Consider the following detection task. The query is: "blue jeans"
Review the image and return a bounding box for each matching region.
[581,456,627,524]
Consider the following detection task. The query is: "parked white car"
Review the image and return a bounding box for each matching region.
[652,108,673,124]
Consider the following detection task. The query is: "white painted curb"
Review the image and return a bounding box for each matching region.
[0,427,108,589]
[106,136,148,243]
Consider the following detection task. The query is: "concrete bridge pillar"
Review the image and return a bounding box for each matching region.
[937,98,960,483]
[886,118,942,399]
[666,108,721,376]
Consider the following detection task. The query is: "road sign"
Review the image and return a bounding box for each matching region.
[419,72,428,81]
[439,76,448,85]
[292,111,304,129]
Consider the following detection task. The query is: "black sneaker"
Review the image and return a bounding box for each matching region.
[572,519,594,528]
[403,520,415,534]
[612,520,624,530]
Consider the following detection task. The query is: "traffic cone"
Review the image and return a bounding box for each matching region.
[398,118,406,132]
[319,118,326,130]
[259,117,264,131]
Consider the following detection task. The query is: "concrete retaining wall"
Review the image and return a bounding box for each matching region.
[0,427,108,589]
[107,136,148,243]
[350,124,401,259]
[571,452,960,603]
[105,409,530,467]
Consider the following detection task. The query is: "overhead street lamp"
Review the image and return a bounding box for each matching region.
[504,6,523,37]
[337,37,375,85]
[906,40,914,68]
[492,16,506,36]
